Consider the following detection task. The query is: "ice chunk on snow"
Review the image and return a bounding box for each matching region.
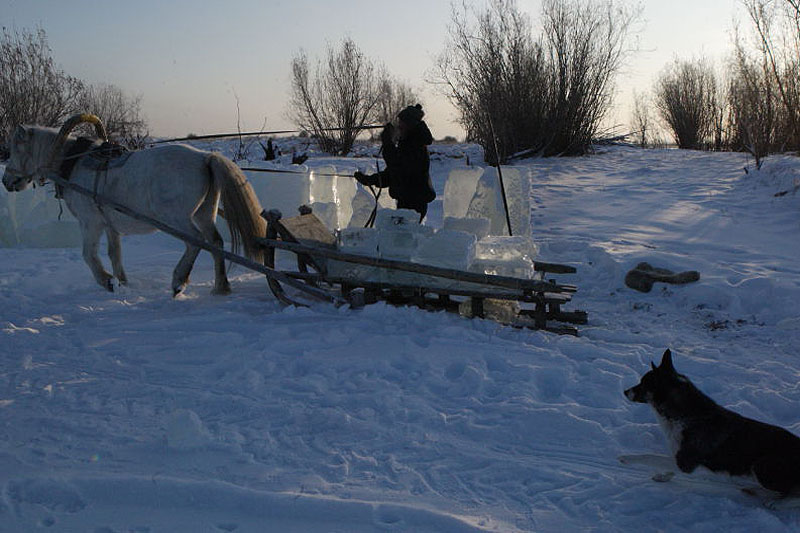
[472,236,539,279]
[466,167,507,235]
[309,165,336,204]
[503,167,531,237]
[309,166,357,229]
[242,162,357,229]
[375,208,421,230]
[465,167,531,237]
[412,229,476,270]
[377,225,433,261]
[329,227,380,280]
[241,161,309,218]
[378,230,417,261]
[470,257,534,279]
[309,202,339,231]
[348,187,375,228]
[349,185,395,229]
[444,167,484,219]
[334,170,357,228]
[337,227,379,256]
[0,181,82,248]
[475,235,538,261]
[442,216,490,240]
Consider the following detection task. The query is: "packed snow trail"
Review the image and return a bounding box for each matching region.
[1,145,800,531]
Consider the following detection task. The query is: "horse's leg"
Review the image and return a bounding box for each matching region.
[195,191,230,295]
[105,227,127,285]
[81,220,114,291]
[205,224,230,295]
[172,241,202,297]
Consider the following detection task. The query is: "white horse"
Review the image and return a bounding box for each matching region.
[2,114,266,295]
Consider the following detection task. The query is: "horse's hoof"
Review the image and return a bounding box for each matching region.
[211,286,232,296]
[105,280,114,292]
[172,284,187,297]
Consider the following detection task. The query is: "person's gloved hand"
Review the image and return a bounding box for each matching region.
[354,170,369,186]
[380,123,394,144]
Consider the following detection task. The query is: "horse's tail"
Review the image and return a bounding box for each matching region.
[206,153,266,263]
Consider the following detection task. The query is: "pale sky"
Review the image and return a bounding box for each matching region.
[2,0,744,139]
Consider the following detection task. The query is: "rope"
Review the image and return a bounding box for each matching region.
[364,151,384,228]
[152,124,385,145]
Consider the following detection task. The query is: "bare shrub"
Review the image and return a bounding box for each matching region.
[434,0,548,163]
[654,58,719,149]
[289,38,381,155]
[0,27,84,149]
[541,0,639,156]
[78,83,148,148]
[434,0,638,162]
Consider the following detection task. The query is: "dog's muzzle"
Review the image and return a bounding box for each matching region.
[624,386,645,403]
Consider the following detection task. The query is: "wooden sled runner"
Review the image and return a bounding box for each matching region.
[257,207,588,336]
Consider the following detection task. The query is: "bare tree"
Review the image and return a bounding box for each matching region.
[289,38,381,155]
[433,0,639,162]
[375,74,420,126]
[738,0,800,151]
[78,83,149,148]
[630,90,651,147]
[654,58,719,149]
[729,63,778,167]
[0,27,84,149]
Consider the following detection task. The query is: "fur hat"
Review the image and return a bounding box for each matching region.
[398,104,424,125]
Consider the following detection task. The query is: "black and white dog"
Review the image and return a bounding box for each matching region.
[625,349,800,496]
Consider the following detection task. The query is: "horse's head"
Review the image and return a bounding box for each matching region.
[2,125,37,192]
[2,114,108,192]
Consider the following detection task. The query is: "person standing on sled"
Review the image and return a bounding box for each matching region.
[354,104,436,222]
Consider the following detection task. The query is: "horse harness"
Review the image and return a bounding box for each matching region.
[57,138,132,227]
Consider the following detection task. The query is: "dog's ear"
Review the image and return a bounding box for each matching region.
[660,349,674,371]
[650,361,657,371]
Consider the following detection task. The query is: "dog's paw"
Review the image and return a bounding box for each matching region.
[652,471,675,483]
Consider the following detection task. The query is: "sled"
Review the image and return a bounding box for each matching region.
[43,167,585,335]
[257,207,587,335]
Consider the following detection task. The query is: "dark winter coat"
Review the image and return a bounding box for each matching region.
[375,121,436,213]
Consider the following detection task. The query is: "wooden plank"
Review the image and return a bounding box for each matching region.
[258,238,570,294]
[539,292,572,304]
[534,261,577,274]
[276,213,336,248]
[45,172,345,306]
[549,310,588,325]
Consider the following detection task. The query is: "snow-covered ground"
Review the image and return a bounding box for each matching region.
[2,143,800,532]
